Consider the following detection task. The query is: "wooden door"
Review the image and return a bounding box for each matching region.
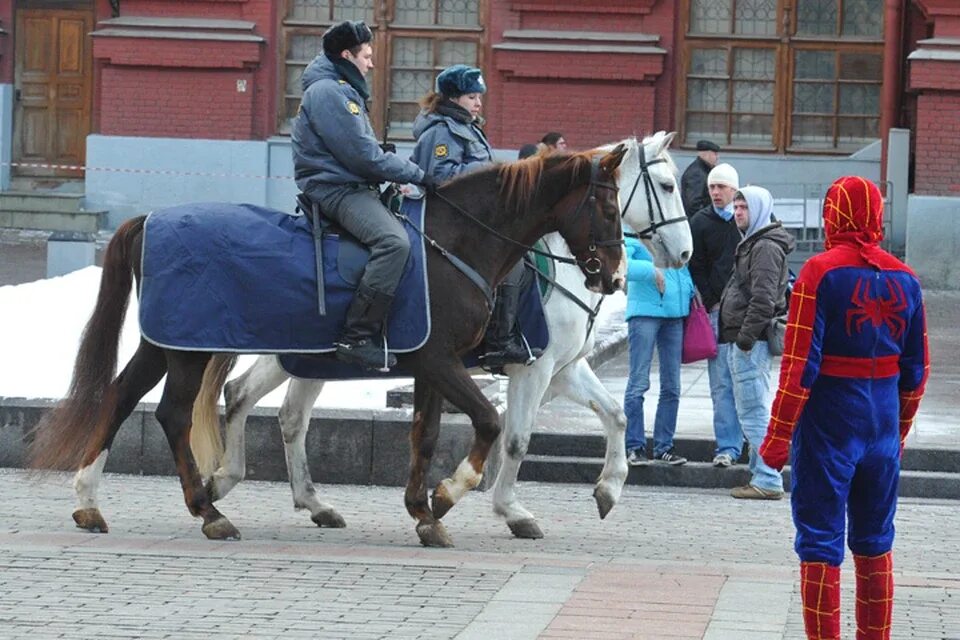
[13,9,93,176]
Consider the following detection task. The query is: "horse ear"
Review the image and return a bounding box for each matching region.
[656,131,677,156]
[600,143,628,173]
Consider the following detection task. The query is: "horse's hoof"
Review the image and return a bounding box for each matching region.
[73,508,109,533]
[431,485,455,520]
[416,521,454,548]
[202,516,241,541]
[311,509,347,528]
[507,518,544,539]
[593,485,618,520]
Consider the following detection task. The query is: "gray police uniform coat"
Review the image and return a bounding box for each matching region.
[410,111,493,182]
[292,54,423,190]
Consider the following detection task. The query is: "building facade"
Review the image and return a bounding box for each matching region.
[0,1,957,282]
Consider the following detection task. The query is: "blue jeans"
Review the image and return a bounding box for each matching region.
[727,340,783,492]
[708,310,742,458]
[624,316,683,457]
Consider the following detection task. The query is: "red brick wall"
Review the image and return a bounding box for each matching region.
[94,0,275,140]
[0,3,15,84]
[99,67,255,139]
[913,92,960,195]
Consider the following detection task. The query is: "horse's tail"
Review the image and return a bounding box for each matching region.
[190,354,237,478]
[29,216,146,471]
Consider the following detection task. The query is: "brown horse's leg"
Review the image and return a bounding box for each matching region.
[421,360,501,521]
[406,380,452,547]
[156,351,239,541]
[74,339,167,533]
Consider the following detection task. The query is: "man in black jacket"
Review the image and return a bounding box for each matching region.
[680,139,719,217]
[689,162,742,468]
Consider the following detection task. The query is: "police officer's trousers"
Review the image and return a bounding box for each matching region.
[305,183,410,297]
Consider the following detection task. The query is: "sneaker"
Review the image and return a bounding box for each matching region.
[731,484,784,500]
[712,453,734,468]
[627,449,647,466]
[653,451,687,466]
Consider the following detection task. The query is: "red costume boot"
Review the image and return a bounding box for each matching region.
[800,562,842,640]
[854,552,894,640]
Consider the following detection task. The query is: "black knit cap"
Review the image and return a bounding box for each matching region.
[322,20,373,58]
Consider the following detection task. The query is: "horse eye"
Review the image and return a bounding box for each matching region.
[661,182,675,193]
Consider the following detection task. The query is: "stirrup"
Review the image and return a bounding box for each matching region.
[335,338,396,372]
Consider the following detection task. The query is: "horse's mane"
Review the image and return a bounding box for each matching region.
[496,150,609,214]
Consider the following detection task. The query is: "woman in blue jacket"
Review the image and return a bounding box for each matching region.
[410,64,538,368]
[623,236,695,465]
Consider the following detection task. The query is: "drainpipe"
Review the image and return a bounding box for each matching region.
[880,0,905,181]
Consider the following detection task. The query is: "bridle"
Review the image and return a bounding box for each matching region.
[620,142,688,240]
[430,155,620,275]
[396,155,622,310]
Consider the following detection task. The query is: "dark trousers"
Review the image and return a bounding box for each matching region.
[305,183,410,297]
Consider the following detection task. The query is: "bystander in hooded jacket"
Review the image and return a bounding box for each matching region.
[719,186,796,349]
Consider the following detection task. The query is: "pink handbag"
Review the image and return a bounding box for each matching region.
[681,296,718,364]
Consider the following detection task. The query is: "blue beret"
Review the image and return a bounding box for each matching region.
[435,64,486,98]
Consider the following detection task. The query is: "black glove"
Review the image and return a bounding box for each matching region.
[419,173,438,193]
[380,142,397,154]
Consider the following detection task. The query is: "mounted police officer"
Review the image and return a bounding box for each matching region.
[410,64,541,368]
[292,20,434,371]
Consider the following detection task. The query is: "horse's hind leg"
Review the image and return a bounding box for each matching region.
[159,352,239,540]
[406,380,451,547]
[491,360,554,539]
[548,358,628,519]
[210,355,288,502]
[74,339,167,533]
[279,378,345,528]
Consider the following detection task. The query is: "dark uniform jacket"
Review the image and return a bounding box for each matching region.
[410,109,493,181]
[688,205,742,311]
[291,54,423,191]
[719,222,796,349]
[681,157,713,217]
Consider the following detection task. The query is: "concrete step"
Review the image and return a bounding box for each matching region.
[0,191,87,213]
[517,455,960,499]
[0,209,106,233]
[527,433,960,474]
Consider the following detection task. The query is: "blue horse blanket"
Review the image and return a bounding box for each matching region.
[138,199,549,380]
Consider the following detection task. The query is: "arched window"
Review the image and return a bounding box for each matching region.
[679,0,884,153]
[280,0,484,140]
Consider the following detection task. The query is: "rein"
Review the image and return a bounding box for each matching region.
[620,145,688,240]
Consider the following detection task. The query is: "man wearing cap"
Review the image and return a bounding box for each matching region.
[292,20,432,371]
[681,140,720,217]
[689,163,744,468]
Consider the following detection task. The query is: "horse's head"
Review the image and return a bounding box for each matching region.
[613,132,693,268]
[548,145,629,294]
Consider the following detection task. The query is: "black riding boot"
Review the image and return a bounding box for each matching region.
[481,282,542,369]
[336,284,398,371]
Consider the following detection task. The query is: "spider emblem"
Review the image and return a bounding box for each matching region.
[846,277,908,340]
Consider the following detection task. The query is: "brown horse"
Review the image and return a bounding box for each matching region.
[29,146,628,547]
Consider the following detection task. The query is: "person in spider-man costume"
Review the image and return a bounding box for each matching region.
[759,176,929,640]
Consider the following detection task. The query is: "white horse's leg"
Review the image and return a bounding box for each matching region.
[73,449,110,532]
[209,356,288,501]
[548,357,628,519]
[279,378,345,528]
[491,357,556,539]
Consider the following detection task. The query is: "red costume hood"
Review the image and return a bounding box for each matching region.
[822,176,886,268]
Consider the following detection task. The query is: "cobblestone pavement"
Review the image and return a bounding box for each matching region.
[2,469,959,639]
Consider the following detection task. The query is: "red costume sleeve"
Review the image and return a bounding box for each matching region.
[759,267,822,471]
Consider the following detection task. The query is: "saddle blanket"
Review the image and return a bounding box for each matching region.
[138,200,549,379]
[139,200,429,353]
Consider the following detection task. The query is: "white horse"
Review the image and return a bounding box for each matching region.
[71,132,692,536]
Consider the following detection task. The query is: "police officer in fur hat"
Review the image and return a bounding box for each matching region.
[292,20,435,371]
[409,64,541,368]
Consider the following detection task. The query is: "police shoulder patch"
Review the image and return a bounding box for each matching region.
[346,101,361,115]
[434,144,448,158]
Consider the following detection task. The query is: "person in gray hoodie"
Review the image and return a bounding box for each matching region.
[292,20,431,371]
[409,64,539,369]
[719,186,796,500]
